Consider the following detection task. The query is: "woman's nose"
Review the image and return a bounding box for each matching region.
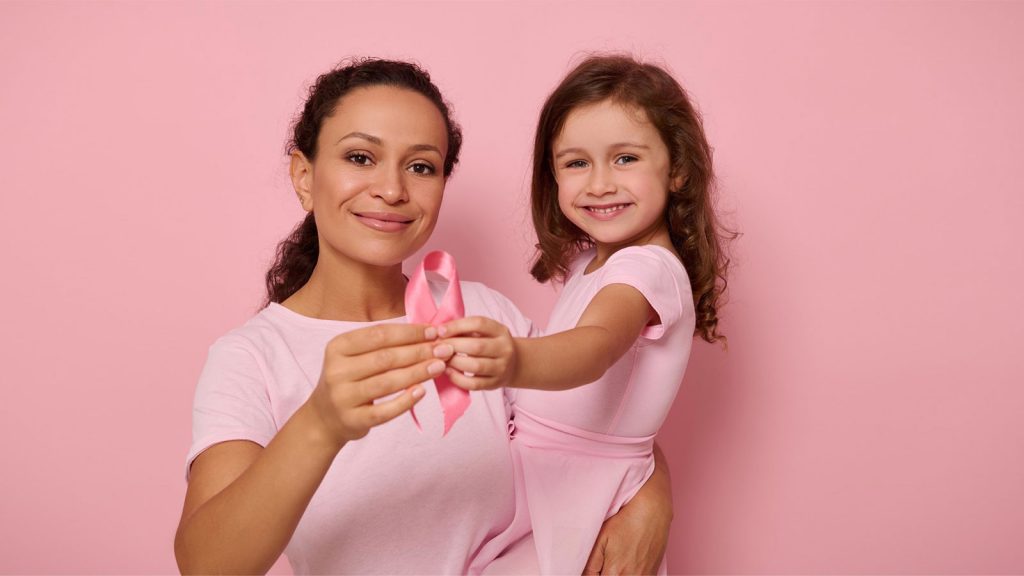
[371,164,408,204]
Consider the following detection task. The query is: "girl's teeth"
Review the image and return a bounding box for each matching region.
[589,205,627,214]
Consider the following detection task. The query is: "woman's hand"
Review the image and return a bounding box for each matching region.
[307,323,454,446]
[436,316,519,391]
[584,443,673,575]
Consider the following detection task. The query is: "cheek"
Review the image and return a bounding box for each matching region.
[315,170,367,206]
[557,189,577,217]
[415,181,446,218]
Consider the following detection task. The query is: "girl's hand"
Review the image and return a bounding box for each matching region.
[437,316,519,391]
[307,323,454,447]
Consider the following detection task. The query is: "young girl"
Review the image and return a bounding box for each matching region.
[440,54,731,574]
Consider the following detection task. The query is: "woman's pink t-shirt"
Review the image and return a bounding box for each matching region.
[186,280,533,574]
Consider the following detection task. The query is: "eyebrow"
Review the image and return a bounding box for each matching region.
[553,142,650,159]
[337,132,442,155]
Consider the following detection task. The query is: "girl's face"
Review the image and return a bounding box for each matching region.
[552,99,681,250]
[292,85,448,268]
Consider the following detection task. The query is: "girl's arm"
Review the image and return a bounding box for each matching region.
[175,324,448,574]
[439,282,653,391]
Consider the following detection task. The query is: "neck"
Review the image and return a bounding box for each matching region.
[283,244,407,322]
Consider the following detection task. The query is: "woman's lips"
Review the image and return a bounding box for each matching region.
[353,211,414,232]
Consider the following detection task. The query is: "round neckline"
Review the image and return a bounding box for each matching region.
[581,244,679,277]
[264,302,407,328]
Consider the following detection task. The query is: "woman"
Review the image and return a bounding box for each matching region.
[174,57,672,574]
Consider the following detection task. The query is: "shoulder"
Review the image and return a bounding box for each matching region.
[455,280,535,338]
[202,307,287,374]
[604,245,691,290]
[598,245,695,339]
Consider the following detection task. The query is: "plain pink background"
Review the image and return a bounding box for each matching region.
[2,1,1022,573]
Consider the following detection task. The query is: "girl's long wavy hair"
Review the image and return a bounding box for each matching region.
[263,58,463,307]
[530,54,735,343]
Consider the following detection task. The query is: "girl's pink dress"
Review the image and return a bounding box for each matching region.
[486,244,694,575]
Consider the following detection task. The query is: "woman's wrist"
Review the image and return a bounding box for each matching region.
[295,398,348,456]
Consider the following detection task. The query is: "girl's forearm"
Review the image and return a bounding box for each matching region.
[174,401,343,574]
[510,326,619,391]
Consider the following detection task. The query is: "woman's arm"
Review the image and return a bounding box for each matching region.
[584,441,674,575]
[440,283,654,391]
[175,324,448,574]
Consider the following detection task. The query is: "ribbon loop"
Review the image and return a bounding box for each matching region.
[405,250,469,435]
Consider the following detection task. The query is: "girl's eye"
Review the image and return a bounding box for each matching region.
[565,159,589,169]
[347,153,373,166]
[615,155,639,165]
[408,162,436,175]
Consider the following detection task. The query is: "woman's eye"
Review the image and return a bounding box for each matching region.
[565,159,588,169]
[408,162,436,175]
[347,153,373,166]
[615,155,638,165]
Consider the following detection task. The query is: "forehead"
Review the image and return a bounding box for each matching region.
[556,99,656,144]
[320,85,448,149]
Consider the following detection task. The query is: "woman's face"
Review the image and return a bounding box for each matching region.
[293,85,449,268]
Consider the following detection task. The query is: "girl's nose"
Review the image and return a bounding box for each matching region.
[586,165,617,196]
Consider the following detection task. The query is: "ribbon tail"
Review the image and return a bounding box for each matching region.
[435,372,471,436]
[409,404,423,433]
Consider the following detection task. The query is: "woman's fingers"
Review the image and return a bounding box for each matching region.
[360,384,426,428]
[356,358,446,404]
[331,340,452,382]
[327,323,435,357]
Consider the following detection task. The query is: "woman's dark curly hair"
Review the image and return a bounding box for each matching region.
[530,54,735,343]
[263,57,462,306]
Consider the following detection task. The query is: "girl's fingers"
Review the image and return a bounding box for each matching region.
[439,337,499,359]
[360,385,426,428]
[445,368,496,391]
[356,358,446,403]
[338,340,453,382]
[447,355,503,378]
[327,323,436,357]
[438,316,502,338]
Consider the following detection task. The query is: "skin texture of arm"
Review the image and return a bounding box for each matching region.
[175,324,447,574]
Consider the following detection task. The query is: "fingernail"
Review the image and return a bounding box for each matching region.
[411,386,425,399]
[433,344,454,358]
[425,327,437,340]
[437,325,448,337]
[428,360,445,375]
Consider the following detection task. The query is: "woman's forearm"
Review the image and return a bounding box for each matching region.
[174,401,343,574]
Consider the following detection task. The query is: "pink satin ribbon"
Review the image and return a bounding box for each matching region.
[405,250,469,435]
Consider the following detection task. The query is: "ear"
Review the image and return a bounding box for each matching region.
[290,151,313,212]
[671,171,686,193]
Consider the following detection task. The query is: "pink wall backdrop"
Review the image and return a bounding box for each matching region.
[1,1,1021,573]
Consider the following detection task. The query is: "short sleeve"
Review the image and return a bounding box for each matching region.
[597,246,687,341]
[185,335,277,480]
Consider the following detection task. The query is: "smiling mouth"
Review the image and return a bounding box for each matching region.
[352,211,415,232]
[582,203,633,218]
